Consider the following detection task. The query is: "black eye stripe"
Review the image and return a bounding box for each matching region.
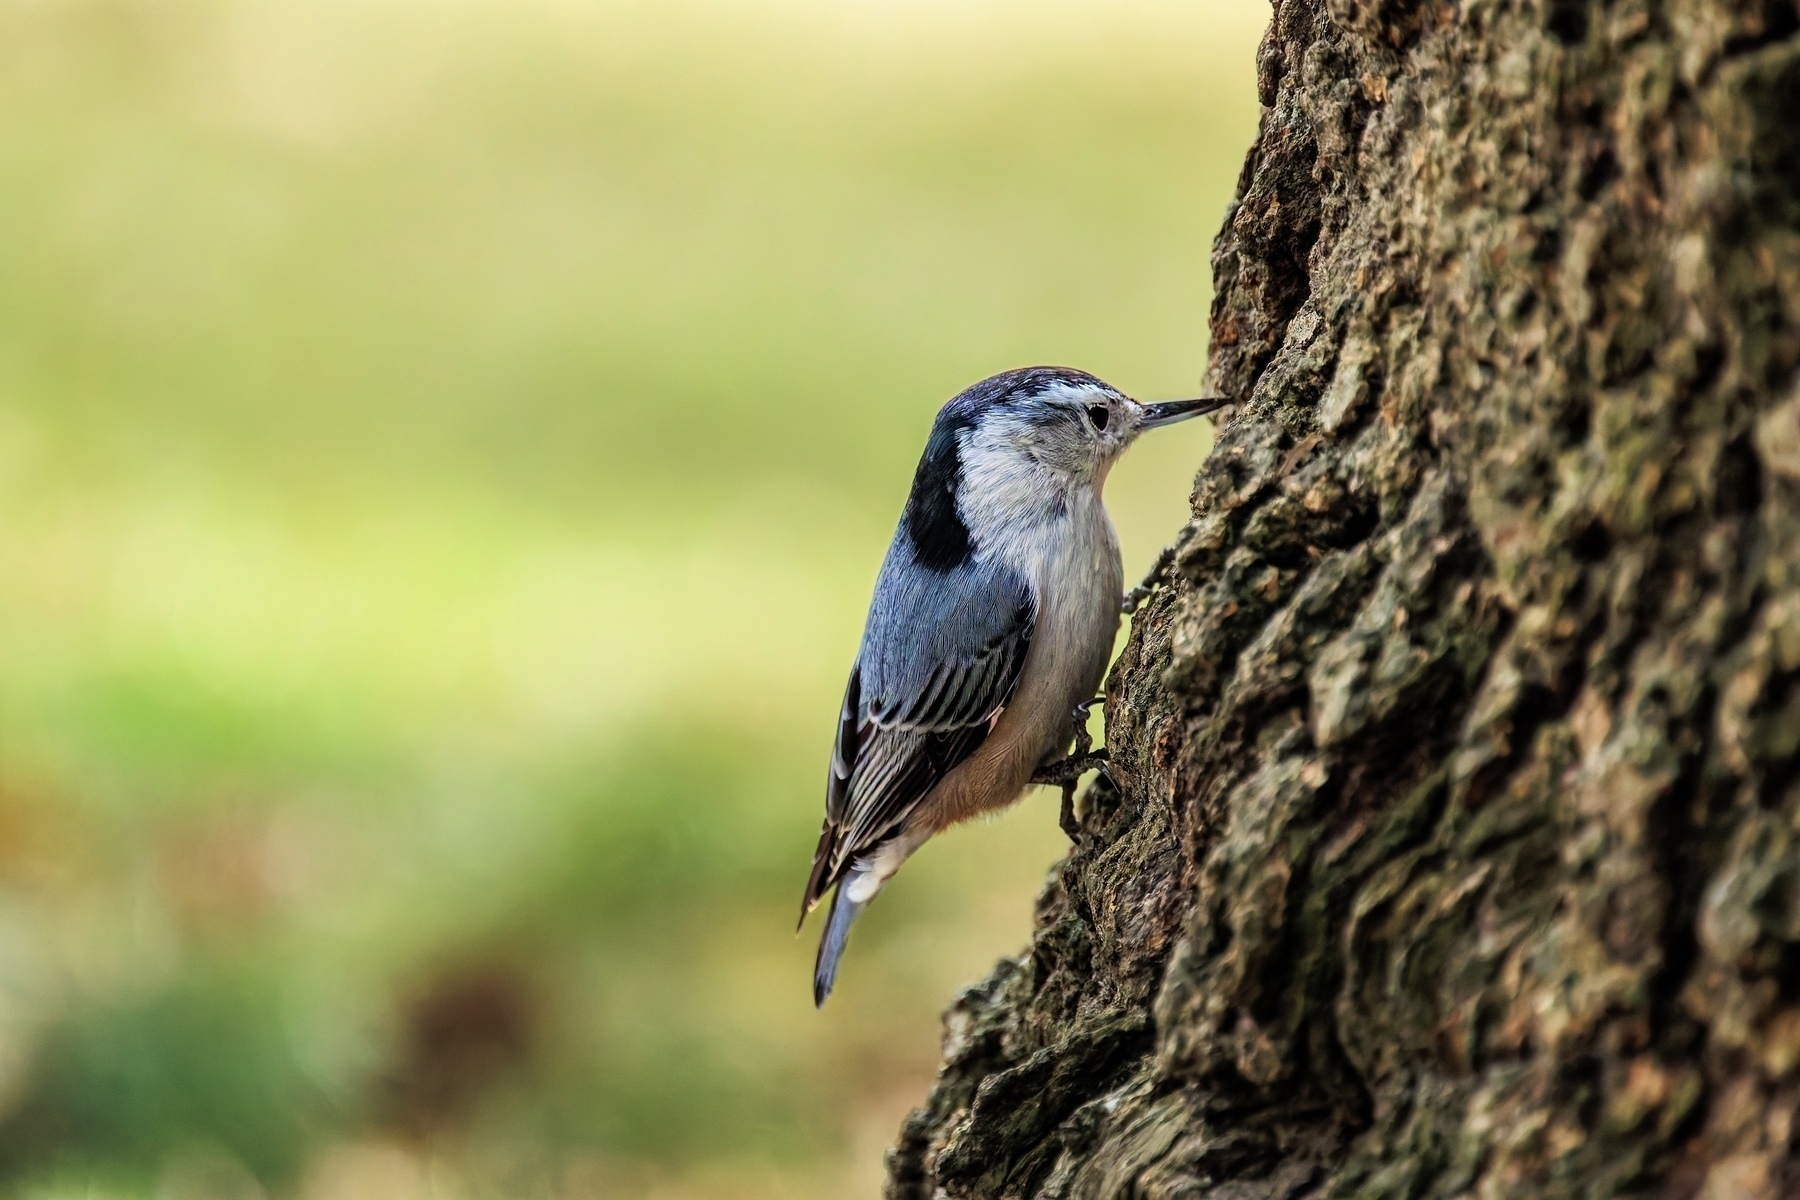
[1086,405,1110,431]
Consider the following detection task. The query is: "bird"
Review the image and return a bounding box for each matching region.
[798,365,1229,1006]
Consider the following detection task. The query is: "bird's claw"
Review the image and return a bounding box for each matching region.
[1071,696,1103,757]
[1038,750,1110,840]
[1030,746,1108,788]
[1059,784,1081,840]
[1034,698,1110,841]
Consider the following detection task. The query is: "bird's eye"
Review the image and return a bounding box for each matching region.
[1086,405,1110,431]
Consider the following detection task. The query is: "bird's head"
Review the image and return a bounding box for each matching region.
[900,367,1231,572]
[949,366,1228,491]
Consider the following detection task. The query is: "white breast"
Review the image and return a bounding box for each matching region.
[911,440,1124,832]
[1003,487,1123,763]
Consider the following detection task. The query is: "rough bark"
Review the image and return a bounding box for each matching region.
[885,0,1800,1191]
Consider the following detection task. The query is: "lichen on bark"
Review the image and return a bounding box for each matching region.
[886,0,1800,1191]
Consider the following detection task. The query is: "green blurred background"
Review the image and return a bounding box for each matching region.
[0,1,1264,1195]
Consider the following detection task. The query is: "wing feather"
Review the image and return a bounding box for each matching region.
[801,556,1034,918]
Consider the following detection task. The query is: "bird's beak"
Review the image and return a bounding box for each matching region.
[1138,396,1233,429]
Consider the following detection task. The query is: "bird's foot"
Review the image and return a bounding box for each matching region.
[1030,746,1107,789]
[1032,746,1109,841]
[1031,698,1110,841]
[1071,695,1103,756]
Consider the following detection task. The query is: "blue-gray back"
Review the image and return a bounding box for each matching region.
[860,539,1034,730]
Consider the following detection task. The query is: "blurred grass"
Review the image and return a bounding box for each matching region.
[0,0,1265,1195]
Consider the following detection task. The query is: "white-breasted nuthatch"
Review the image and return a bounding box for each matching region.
[799,366,1228,1005]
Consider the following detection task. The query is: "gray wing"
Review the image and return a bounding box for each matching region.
[800,553,1035,918]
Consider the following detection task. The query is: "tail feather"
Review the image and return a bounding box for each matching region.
[812,882,867,1007]
[798,823,837,931]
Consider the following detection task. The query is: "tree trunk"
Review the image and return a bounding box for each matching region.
[884,0,1800,1192]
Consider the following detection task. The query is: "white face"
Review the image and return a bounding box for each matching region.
[976,379,1149,488]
